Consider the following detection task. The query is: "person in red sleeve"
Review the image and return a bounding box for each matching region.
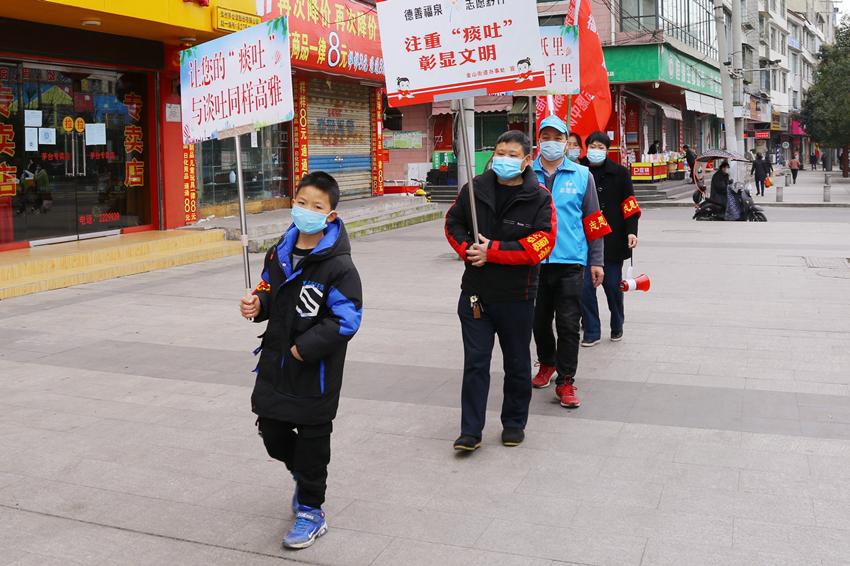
[580,131,640,345]
[445,130,557,452]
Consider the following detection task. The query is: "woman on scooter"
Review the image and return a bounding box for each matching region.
[710,161,730,212]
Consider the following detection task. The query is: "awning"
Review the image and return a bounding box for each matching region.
[624,89,682,121]
[508,98,529,119]
[684,90,723,117]
[432,95,514,115]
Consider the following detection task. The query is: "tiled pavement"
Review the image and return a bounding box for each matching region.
[2,208,850,565]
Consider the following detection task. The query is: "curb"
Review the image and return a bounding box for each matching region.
[641,201,850,209]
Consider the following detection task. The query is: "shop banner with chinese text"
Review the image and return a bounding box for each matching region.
[258,0,384,80]
[180,17,294,143]
[376,0,546,107]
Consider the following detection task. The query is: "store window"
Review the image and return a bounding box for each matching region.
[474,112,509,151]
[0,61,150,245]
[194,123,291,214]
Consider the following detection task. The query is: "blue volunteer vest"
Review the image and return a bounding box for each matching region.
[533,156,591,265]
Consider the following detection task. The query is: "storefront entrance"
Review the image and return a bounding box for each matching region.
[0,61,150,246]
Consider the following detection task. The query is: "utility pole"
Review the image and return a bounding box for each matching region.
[714,0,739,156]
[731,0,745,154]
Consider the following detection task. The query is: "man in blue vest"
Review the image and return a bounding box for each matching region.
[531,116,609,409]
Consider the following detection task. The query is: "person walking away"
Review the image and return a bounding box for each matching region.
[240,172,363,550]
[683,144,697,183]
[788,153,800,184]
[566,132,583,163]
[648,140,660,154]
[751,153,772,196]
[530,116,607,410]
[579,131,640,346]
[810,151,817,171]
[445,130,556,451]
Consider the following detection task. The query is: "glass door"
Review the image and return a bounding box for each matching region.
[0,60,150,245]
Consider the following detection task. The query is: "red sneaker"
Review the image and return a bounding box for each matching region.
[531,363,556,389]
[555,383,581,408]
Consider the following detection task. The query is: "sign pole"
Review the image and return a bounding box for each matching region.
[234,134,252,295]
[456,98,480,243]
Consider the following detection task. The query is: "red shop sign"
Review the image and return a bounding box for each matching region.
[754,131,770,139]
[260,0,384,80]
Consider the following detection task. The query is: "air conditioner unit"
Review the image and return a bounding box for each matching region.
[743,22,755,31]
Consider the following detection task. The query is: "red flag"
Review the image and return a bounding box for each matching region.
[536,0,611,141]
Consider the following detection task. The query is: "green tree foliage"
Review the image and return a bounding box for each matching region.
[801,18,850,150]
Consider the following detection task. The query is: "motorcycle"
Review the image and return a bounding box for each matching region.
[690,149,767,222]
[693,182,767,222]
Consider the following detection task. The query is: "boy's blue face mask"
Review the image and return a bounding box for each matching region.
[292,206,331,235]
[491,156,525,181]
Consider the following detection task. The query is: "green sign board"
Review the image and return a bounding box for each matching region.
[603,44,722,98]
[659,47,722,98]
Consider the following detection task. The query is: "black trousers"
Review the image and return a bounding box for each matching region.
[533,264,584,384]
[458,292,534,438]
[791,169,798,183]
[257,417,332,509]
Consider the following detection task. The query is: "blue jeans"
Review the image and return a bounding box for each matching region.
[581,261,624,341]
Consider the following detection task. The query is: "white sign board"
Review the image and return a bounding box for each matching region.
[540,26,579,95]
[180,17,294,143]
[377,0,545,107]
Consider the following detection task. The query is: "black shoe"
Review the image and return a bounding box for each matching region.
[581,336,601,347]
[611,330,624,342]
[453,434,481,452]
[501,428,525,447]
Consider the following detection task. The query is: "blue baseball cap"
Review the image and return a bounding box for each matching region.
[539,115,568,134]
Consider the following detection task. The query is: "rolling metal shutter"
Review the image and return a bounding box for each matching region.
[307,78,372,200]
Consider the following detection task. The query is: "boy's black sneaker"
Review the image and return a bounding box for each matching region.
[453,435,481,452]
[611,330,624,342]
[501,428,525,447]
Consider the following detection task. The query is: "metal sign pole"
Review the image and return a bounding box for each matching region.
[456,98,480,243]
[234,133,252,295]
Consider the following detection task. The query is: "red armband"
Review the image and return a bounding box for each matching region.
[583,210,613,242]
[621,195,641,219]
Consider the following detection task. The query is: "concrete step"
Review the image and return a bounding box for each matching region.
[1,236,241,300]
[348,209,443,240]
[0,230,231,282]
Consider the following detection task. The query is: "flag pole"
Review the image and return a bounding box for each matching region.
[566,94,573,132]
[457,98,480,243]
[234,133,252,297]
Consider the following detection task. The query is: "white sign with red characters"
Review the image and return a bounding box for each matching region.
[180,17,294,143]
[376,0,545,107]
[540,25,579,95]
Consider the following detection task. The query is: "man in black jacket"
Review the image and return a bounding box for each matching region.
[751,153,773,196]
[240,172,363,550]
[580,132,640,344]
[683,144,697,183]
[445,130,556,451]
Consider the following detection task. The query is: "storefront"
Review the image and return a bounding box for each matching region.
[0,0,259,249]
[0,22,161,248]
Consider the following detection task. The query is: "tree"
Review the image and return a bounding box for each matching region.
[801,16,850,176]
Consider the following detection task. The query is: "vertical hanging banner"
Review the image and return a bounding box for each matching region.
[292,77,309,185]
[370,89,385,196]
[536,0,611,140]
[180,17,295,143]
[539,25,580,95]
[376,0,546,107]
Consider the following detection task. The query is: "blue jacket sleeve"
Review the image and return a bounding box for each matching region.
[294,263,363,363]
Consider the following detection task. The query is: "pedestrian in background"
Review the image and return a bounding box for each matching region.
[580,131,640,346]
[810,151,818,170]
[648,140,660,154]
[240,172,363,550]
[445,130,556,451]
[683,144,697,183]
[788,153,801,184]
[530,116,607,410]
[566,132,583,162]
[751,153,772,196]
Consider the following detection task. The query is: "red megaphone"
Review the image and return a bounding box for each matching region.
[619,273,651,292]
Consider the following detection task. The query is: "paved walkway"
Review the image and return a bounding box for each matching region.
[671,168,850,205]
[2,208,850,565]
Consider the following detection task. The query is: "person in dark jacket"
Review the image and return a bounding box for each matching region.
[683,144,697,183]
[445,130,557,451]
[710,161,731,209]
[579,131,640,345]
[810,151,818,170]
[751,153,772,196]
[240,172,363,550]
[648,140,660,154]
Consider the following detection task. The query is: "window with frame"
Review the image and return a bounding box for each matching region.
[620,0,658,32]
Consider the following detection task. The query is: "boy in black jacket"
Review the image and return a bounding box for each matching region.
[445,130,556,451]
[239,172,363,550]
